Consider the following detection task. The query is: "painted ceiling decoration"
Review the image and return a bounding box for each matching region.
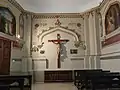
[33,14,83,19]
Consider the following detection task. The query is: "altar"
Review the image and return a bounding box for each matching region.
[33,69,73,83]
[44,69,73,82]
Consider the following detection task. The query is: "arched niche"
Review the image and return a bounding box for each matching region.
[0,6,16,36]
[105,3,120,35]
[38,26,80,43]
[100,0,120,46]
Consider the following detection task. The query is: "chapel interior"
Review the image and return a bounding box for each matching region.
[0,0,120,90]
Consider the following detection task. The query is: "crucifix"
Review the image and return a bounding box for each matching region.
[48,34,69,68]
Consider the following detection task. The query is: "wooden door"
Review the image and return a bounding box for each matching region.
[0,39,3,72]
[0,39,11,75]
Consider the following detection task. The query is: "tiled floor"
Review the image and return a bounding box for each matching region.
[32,83,77,90]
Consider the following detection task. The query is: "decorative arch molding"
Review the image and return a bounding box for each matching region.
[99,0,120,19]
[36,25,86,49]
[103,1,120,18]
[38,26,80,43]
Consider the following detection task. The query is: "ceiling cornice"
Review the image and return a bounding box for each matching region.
[32,13,83,19]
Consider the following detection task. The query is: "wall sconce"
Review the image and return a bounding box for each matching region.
[31,45,39,52]
[31,42,44,52]
[74,41,86,50]
[17,34,20,39]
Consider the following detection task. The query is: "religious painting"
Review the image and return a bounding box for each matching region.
[70,49,78,54]
[105,4,120,35]
[102,3,120,47]
[19,14,24,39]
[0,7,16,36]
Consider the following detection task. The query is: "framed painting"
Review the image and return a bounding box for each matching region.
[105,4,120,35]
[0,7,16,36]
[19,14,24,39]
[103,3,120,46]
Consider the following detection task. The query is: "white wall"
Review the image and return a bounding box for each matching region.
[101,59,120,72]
[71,59,84,69]
[31,16,85,70]
[32,30,85,69]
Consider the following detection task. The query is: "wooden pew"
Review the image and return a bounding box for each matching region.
[0,72,32,90]
[78,72,118,90]
[74,69,110,90]
[75,71,120,90]
[0,76,24,90]
[91,75,120,90]
[73,69,103,88]
[86,73,120,90]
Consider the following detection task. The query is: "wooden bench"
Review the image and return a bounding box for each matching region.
[84,73,120,90]
[74,69,111,90]
[0,72,32,90]
[0,76,24,90]
[74,70,120,90]
[90,75,120,90]
[73,69,104,88]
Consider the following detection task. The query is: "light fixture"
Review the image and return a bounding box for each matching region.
[17,34,20,39]
[31,42,44,52]
[12,60,15,62]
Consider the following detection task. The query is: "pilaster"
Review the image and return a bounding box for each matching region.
[83,13,90,69]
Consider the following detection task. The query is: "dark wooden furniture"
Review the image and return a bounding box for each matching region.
[87,73,120,90]
[44,70,73,82]
[0,72,32,90]
[74,69,120,90]
[0,37,11,75]
[0,76,24,90]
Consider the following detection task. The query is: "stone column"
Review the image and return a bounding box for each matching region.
[83,14,90,69]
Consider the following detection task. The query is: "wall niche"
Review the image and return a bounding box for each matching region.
[0,7,16,36]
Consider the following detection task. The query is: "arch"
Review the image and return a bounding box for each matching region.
[38,26,80,43]
[103,1,120,17]
[105,3,120,35]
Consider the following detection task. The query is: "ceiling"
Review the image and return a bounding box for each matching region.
[15,0,103,13]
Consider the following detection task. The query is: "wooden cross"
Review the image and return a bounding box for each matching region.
[48,34,69,68]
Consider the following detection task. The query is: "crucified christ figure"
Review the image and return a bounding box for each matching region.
[48,34,69,68]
